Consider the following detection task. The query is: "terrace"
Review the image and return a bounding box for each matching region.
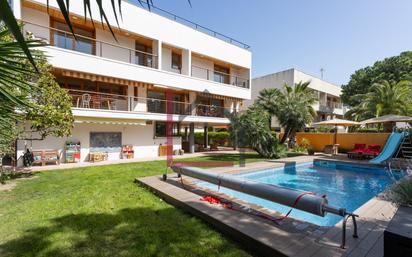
[67,89,231,119]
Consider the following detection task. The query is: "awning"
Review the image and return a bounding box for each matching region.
[57,69,152,88]
[75,118,146,126]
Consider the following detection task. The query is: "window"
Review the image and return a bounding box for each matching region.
[155,122,180,137]
[135,42,153,67]
[147,91,185,114]
[196,97,224,117]
[90,132,122,152]
[214,64,230,84]
[147,91,166,113]
[52,20,94,54]
[171,52,182,71]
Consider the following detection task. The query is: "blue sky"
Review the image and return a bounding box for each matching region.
[151,0,412,86]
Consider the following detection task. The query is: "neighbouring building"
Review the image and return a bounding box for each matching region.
[12,0,251,165]
[244,68,345,130]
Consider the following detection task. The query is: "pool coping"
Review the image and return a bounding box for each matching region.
[136,155,398,257]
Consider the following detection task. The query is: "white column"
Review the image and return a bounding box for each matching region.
[189,91,197,116]
[153,40,162,70]
[189,123,195,153]
[182,49,191,76]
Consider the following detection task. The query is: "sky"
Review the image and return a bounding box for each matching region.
[149,0,412,86]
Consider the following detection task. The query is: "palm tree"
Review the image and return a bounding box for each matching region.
[345,80,412,121]
[275,82,317,144]
[257,88,281,129]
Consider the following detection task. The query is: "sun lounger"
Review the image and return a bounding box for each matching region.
[347,144,366,159]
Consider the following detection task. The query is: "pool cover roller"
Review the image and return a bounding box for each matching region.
[171,165,347,217]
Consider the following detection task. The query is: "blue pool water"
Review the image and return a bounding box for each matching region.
[197,161,405,226]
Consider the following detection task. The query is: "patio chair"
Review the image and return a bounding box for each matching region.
[364,144,382,159]
[347,144,366,159]
[81,94,91,108]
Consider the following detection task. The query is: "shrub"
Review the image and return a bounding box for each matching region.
[194,131,231,146]
[390,176,412,207]
[314,126,335,133]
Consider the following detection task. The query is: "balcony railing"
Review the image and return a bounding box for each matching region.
[127,0,250,50]
[23,21,158,69]
[191,65,250,89]
[68,89,232,118]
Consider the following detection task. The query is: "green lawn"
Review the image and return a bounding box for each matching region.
[0,153,268,257]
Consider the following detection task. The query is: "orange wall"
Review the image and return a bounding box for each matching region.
[293,133,391,152]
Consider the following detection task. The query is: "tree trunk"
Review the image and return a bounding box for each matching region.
[268,116,272,130]
[280,127,290,144]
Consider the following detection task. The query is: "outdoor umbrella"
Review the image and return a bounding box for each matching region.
[313,118,361,144]
[361,114,412,124]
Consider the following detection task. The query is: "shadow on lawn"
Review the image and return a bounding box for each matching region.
[0,207,244,257]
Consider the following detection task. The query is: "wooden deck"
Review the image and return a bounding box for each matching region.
[136,156,397,257]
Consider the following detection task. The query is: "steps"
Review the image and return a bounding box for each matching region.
[396,135,412,159]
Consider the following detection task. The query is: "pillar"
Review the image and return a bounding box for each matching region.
[204,124,208,149]
[153,40,162,70]
[189,122,195,153]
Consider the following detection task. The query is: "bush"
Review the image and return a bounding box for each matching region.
[230,106,287,159]
[390,176,412,207]
[352,127,381,133]
[194,131,231,146]
[314,126,335,133]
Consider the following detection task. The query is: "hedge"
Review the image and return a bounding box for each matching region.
[194,131,231,146]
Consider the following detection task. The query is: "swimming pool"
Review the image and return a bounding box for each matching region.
[197,161,405,226]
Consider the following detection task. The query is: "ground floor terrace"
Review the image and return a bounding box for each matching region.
[16,119,229,167]
[0,153,402,257]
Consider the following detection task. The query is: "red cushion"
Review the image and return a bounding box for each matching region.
[351,144,366,153]
[365,145,381,155]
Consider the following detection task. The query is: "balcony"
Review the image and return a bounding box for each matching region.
[24,21,158,69]
[68,89,232,119]
[191,65,249,89]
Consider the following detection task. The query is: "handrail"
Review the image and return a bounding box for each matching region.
[126,0,250,50]
[23,20,158,57]
[67,89,230,111]
[192,65,249,81]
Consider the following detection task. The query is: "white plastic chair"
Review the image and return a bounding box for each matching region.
[81,94,91,108]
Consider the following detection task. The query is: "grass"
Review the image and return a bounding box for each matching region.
[0,153,268,257]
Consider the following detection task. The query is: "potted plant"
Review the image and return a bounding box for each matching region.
[301,138,315,155]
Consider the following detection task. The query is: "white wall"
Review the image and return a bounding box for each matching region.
[244,69,294,109]
[191,56,214,81]
[96,29,135,63]
[22,7,50,41]
[16,122,182,165]
[43,46,251,99]
[20,0,251,69]
[294,70,341,97]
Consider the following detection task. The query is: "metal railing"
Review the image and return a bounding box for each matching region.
[191,65,250,89]
[23,21,158,69]
[126,0,250,50]
[68,89,232,118]
[69,90,129,111]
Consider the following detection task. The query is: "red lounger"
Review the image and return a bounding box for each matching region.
[364,144,381,158]
[347,144,366,159]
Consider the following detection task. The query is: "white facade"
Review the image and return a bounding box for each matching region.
[14,0,252,165]
[245,68,345,128]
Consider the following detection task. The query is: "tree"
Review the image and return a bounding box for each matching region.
[0,26,74,158]
[256,82,317,144]
[345,80,412,122]
[256,88,281,129]
[341,51,412,107]
[230,105,286,159]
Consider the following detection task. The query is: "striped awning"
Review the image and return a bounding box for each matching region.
[58,69,152,88]
[75,118,146,126]
[197,92,241,101]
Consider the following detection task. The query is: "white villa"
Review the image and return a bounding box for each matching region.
[12,0,251,165]
[244,68,345,130]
